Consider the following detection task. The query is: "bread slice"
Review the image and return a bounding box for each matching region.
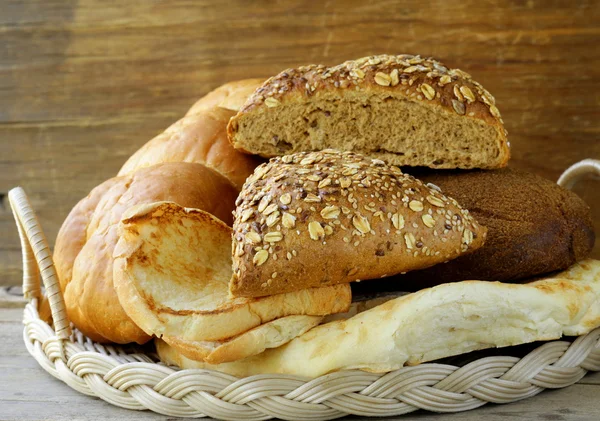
[163,315,321,364]
[113,202,351,343]
[186,78,265,115]
[230,149,487,298]
[228,54,509,170]
[157,259,600,378]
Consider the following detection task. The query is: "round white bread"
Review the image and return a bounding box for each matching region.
[156,259,600,378]
[118,107,264,191]
[113,202,351,348]
[185,78,265,115]
[53,163,239,344]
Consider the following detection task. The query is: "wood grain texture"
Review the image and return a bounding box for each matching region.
[1,0,599,286]
[1,307,599,420]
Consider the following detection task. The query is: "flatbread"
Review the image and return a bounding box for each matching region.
[156,259,600,378]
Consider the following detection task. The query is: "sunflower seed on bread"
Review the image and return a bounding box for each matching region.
[230,149,487,298]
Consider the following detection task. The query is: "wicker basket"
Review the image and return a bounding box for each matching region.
[9,158,600,420]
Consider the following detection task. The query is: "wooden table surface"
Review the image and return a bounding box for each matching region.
[1,0,599,419]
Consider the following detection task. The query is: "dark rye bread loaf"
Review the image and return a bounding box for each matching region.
[228,54,509,170]
[230,149,487,298]
[353,167,594,293]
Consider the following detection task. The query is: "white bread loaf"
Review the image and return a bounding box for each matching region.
[53,163,239,344]
[157,259,600,378]
[228,54,509,170]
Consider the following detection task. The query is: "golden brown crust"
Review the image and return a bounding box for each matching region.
[230,150,487,298]
[119,107,264,190]
[186,78,265,115]
[54,163,239,344]
[228,54,509,168]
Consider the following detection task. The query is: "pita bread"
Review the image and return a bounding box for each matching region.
[163,315,322,364]
[113,202,351,346]
[156,259,600,378]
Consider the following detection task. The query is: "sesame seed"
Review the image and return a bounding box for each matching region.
[280,193,292,205]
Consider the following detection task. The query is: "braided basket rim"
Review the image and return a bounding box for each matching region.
[11,158,600,420]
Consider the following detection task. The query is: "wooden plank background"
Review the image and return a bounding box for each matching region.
[1,0,599,286]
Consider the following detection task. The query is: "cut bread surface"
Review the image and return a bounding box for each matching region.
[229,54,509,170]
[113,201,351,343]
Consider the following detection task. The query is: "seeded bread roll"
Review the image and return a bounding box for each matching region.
[228,54,509,170]
[230,150,487,298]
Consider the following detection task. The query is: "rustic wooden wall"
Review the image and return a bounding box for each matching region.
[1,0,599,286]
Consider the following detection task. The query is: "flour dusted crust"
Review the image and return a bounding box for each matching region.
[230,149,487,298]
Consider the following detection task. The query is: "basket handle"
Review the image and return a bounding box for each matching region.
[8,187,71,339]
[557,158,600,189]
[8,159,599,343]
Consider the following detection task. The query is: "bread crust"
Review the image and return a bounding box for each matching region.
[230,150,487,298]
[392,168,595,287]
[228,54,509,169]
[186,78,265,115]
[119,107,264,190]
[53,163,239,344]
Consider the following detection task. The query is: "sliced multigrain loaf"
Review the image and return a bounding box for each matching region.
[389,168,594,287]
[228,54,509,170]
[230,150,487,298]
[113,201,351,344]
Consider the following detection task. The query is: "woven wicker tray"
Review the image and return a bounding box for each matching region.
[9,158,600,420]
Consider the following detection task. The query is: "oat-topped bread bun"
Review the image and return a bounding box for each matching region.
[228,54,509,170]
[391,167,594,288]
[119,106,264,191]
[114,201,350,363]
[230,149,487,298]
[53,163,238,344]
[186,78,265,115]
